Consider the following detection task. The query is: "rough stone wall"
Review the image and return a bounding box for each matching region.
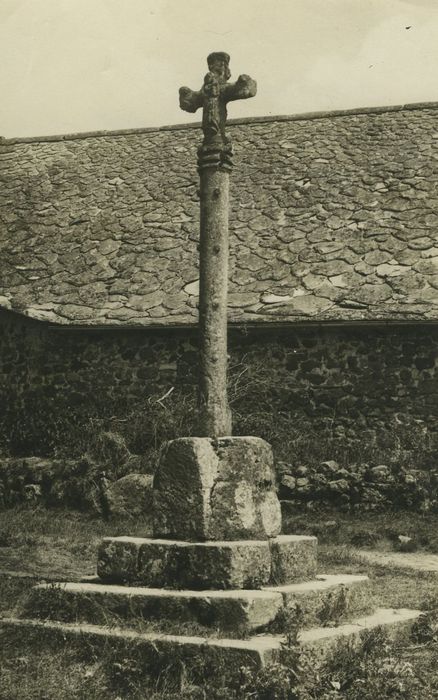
[0,311,196,455]
[0,311,436,469]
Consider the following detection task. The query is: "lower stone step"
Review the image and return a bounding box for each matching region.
[97,534,317,589]
[0,608,422,684]
[299,608,422,658]
[24,574,372,633]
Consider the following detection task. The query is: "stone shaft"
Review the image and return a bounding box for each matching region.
[198,168,232,437]
[179,53,256,437]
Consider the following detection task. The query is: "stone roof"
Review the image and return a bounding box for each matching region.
[1,102,437,327]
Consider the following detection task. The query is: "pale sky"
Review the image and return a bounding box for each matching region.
[1,0,437,138]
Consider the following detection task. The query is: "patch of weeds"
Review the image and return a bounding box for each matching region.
[411,609,438,645]
[285,509,438,556]
[0,526,38,549]
[317,544,363,571]
[22,583,82,623]
[368,570,438,611]
[106,653,152,696]
[236,612,302,699]
[349,530,380,548]
[420,531,438,554]
[0,629,113,700]
[317,586,349,628]
[267,601,304,636]
[237,662,300,700]
[102,642,240,698]
[0,576,34,615]
[0,506,155,579]
[303,626,429,699]
[0,526,14,547]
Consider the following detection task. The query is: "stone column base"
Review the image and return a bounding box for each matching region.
[153,436,282,541]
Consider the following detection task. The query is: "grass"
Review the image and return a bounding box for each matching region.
[1,505,437,620]
[0,632,195,700]
[0,505,152,579]
[317,545,438,612]
[1,504,436,584]
[282,507,438,553]
[299,622,438,699]
[0,637,239,700]
[1,607,438,699]
[1,506,438,698]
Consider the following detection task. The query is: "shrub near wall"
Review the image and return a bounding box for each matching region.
[0,311,437,500]
[0,311,198,457]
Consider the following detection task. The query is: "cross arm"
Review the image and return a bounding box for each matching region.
[179,86,204,114]
[223,74,257,103]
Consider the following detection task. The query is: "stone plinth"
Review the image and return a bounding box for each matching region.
[153,436,282,541]
[97,535,317,589]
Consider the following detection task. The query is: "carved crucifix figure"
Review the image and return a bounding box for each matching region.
[179,53,257,437]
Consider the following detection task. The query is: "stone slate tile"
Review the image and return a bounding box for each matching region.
[1,103,438,326]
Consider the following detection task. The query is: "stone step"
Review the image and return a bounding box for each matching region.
[298,608,422,658]
[0,617,274,686]
[25,574,372,633]
[97,534,317,589]
[25,581,284,633]
[0,608,422,685]
[263,573,374,628]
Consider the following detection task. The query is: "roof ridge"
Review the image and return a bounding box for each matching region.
[2,100,438,145]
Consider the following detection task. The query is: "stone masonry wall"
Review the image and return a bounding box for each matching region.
[0,311,437,474]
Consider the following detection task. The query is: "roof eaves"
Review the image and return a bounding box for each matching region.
[3,100,438,145]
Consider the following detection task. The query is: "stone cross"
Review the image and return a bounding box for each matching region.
[179,52,256,437]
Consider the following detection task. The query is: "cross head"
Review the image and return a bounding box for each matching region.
[179,52,257,168]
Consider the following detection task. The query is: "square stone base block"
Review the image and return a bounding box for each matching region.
[153,436,282,541]
[97,534,317,590]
